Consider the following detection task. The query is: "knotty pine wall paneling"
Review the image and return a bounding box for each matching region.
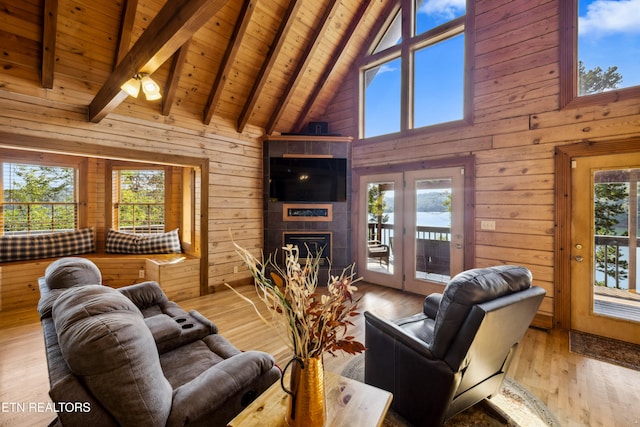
[0,90,264,306]
[322,0,640,329]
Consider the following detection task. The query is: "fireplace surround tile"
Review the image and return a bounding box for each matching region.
[263,136,352,283]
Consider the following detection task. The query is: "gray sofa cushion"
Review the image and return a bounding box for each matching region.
[44,256,102,289]
[52,284,173,427]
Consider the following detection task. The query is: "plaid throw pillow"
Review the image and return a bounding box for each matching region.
[105,229,182,254]
[0,228,95,263]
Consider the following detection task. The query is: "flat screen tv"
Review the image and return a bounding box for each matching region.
[269,157,347,202]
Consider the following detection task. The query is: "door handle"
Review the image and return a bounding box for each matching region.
[574,256,584,262]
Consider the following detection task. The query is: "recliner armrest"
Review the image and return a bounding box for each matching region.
[167,351,277,425]
[364,311,435,359]
[118,281,169,310]
[423,293,442,318]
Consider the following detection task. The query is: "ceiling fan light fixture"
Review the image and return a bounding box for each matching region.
[143,89,162,101]
[121,76,141,98]
[140,73,161,101]
[121,72,161,100]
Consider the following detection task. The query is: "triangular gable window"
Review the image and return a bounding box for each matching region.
[360,1,472,139]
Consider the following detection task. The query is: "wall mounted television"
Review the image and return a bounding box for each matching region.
[269,157,347,202]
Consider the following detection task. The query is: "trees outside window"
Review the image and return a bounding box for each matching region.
[562,0,640,106]
[113,169,166,234]
[2,163,76,235]
[367,183,391,242]
[578,60,623,96]
[594,180,629,288]
[578,0,640,94]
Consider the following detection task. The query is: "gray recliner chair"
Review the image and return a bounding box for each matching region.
[38,257,281,427]
[364,265,545,427]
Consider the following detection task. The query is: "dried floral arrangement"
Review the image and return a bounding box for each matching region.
[227,242,366,359]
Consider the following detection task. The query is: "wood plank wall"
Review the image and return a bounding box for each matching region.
[322,0,640,328]
[1,0,639,325]
[0,90,265,300]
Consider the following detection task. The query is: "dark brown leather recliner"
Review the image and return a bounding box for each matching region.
[364,265,545,427]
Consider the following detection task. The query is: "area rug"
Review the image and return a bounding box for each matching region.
[341,355,560,427]
[569,330,640,371]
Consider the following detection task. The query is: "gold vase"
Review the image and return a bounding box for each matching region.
[281,355,326,427]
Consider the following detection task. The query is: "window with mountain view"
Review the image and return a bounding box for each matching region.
[361,0,469,139]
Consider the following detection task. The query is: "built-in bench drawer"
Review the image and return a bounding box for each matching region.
[0,253,201,312]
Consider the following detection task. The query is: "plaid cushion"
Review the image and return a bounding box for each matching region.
[105,229,182,254]
[0,228,95,263]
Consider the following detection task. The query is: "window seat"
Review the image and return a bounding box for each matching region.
[0,252,201,312]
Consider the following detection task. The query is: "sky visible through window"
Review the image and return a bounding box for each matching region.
[364,0,466,138]
[578,0,640,90]
[365,1,640,138]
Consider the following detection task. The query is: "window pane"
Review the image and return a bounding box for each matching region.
[592,169,640,322]
[364,57,402,138]
[114,169,165,233]
[415,179,451,283]
[413,34,464,128]
[578,0,640,95]
[373,9,402,53]
[415,0,465,36]
[367,182,394,275]
[2,163,76,234]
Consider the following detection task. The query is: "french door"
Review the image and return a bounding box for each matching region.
[358,167,465,294]
[571,152,640,344]
[359,172,404,289]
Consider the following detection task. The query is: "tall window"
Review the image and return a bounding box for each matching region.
[1,163,77,235]
[364,57,402,136]
[361,0,470,139]
[562,0,640,106]
[112,168,166,234]
[578,0,640,95]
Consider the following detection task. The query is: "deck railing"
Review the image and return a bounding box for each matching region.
[368,223,452,275]
[1,202,77,235]
[594,234,638,291]
[366,227,638,290]
[115,202,165,234]
[367,223,452,249]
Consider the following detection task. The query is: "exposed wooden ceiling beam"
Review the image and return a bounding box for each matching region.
[41,0,58,89]
[88,0,228,123]
[115,0,138,66]
[162,40,191,116]
[203,1,256,125]
[265,0,339,135]
[292,0,372,133]
[236,0,303,133]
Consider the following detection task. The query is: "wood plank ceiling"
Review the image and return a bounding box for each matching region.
[0,0,393,135]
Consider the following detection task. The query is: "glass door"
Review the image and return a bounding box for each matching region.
[404,167,465,295]
[359,173,403,289]
[358,167,465,294]
[571,153,640,344]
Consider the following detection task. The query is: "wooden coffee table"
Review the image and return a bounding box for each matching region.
[227,370,392,427]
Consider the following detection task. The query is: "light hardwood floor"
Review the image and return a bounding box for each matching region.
[1,283,639,427]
